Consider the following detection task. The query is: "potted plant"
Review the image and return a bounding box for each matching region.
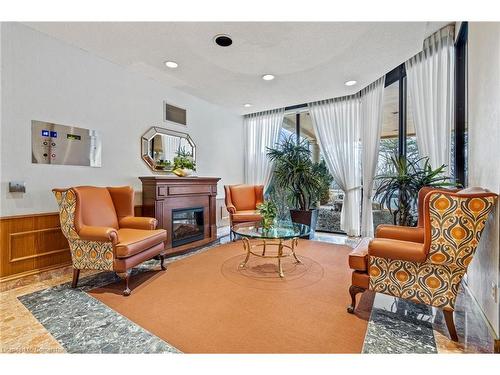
[267,136,331,237]
[172,147,196,177]
[257,200,278,230]
[374,153,458,226]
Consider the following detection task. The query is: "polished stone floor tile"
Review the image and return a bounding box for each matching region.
[363,294,437,353]
[18,272,179,354]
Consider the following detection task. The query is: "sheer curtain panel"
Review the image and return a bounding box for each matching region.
[309,96,361,236]
[244,109,284,189]
[360,77,385,237]
[405,25,455,174]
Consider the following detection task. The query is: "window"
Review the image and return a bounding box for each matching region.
[269,110,344,234]
[374,80,401,226]
[454,22,468,187]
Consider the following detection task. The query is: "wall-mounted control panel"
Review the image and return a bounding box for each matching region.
[31,121,102,167]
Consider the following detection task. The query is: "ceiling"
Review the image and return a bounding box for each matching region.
[24,22,449,114]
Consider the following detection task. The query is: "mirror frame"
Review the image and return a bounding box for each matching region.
[141,126,196,173]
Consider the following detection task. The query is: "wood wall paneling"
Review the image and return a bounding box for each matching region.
[0,213,71,280]
[1,205,144,281]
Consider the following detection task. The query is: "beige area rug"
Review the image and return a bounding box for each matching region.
[89,239,373,353]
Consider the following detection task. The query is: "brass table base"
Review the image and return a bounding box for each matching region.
[238,237,301,278]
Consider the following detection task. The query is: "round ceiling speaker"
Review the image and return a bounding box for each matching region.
[214,34,233,47]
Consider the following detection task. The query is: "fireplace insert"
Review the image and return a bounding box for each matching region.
[171,207,204,247]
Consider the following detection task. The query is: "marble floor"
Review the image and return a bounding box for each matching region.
[0,228,497,354]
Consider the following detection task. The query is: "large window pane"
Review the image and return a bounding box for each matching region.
[406,91,420,165]
[373,81,400,226]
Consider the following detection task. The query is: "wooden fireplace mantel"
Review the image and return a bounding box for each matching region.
[139,176,221,256]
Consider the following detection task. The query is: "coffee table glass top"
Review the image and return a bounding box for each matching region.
[231,221,310,240]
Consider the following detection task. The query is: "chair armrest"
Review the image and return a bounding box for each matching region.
[119,216,157,230]
[226,204,236,214]
[375,224,424,243]
[78,225,119,244]
[348,238,370,271]
[368,238,427,263]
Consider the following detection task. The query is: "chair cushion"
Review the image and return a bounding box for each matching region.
[368,238,427,263]
[348,238,370,271]
[230,185,258,211]
[115,228,166,258]
[232,210,262,223]
[74,186,119,229]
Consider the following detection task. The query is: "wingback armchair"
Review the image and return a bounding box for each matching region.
[53,186,167,296]
[348,187,498,341]
[224,184,264,227]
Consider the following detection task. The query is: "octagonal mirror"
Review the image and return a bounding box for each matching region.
[141,126,196,173]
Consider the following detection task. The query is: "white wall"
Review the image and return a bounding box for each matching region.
[0,22,244,216]
[467,22,500,335]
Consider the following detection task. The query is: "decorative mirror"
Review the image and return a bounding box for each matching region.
[141,127,196,173]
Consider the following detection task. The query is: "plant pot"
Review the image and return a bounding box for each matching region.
[290,209,318,239]
[172,168,193,177]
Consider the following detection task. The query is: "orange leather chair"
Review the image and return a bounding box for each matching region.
[348,187,498,341]
[224,184,264,230]
[53,186,167,296]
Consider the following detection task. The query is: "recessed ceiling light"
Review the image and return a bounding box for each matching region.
[262,74,275,81]
[244,103,253,108]
[344,80,357,86]
[165,61,178,69]
[214,34,233,47]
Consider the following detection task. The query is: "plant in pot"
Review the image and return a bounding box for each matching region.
[374,152,458,226]
[172,147,196,177]
[267,136,331,238]
[256,200,278,230]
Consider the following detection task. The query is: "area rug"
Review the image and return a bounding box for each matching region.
[89,239,374,353]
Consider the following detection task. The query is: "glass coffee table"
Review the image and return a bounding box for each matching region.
[231,221,311,278]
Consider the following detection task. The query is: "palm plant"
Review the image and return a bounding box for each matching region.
[267,136,326,211]
[374,153,458,226]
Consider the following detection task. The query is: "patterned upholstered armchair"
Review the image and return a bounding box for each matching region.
[348,187,498,341]
[53,186,167,295]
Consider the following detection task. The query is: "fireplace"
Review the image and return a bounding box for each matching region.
[171,207,205,247]
[140,176,220,255]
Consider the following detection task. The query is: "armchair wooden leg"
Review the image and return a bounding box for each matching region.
[71,268,80,288]
[347,285,366,314]
[117,270,132,296]
[443,309,459,342]
[159,253,167,271]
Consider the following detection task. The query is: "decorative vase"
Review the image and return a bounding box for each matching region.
[172,168,193,177]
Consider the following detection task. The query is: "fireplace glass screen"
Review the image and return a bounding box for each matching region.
[172,207,204,247]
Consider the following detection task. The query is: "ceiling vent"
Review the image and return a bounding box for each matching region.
[164,102,187,126]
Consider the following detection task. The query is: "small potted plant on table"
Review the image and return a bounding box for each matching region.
[257,200,278,230]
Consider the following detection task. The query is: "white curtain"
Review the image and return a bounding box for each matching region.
[244,109,284,189]
[360,77,385,237]
[308,96,361,236]
[405,25,455,174]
